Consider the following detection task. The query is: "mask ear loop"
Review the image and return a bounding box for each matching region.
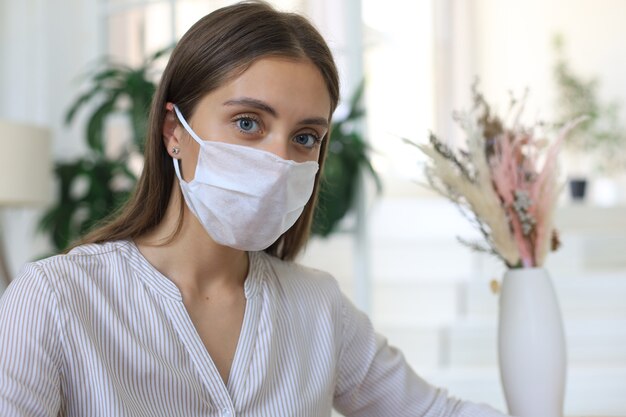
[171,104,205,182]
[173,105,204,145]
[172,153,185,182]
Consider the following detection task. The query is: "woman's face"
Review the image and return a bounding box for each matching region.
[167,57,332,182]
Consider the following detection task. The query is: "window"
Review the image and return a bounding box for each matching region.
[362,0,434,184]
[102,0,308,66]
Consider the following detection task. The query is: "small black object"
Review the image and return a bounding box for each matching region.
[569,178,587,200]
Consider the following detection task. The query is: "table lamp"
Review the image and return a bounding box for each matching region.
[0,119,51,287]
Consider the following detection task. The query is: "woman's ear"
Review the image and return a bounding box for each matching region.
[163,102,181,157]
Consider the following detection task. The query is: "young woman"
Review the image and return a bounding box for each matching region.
[0,2,509,416]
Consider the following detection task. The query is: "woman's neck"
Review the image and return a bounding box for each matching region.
[134,187,249,296]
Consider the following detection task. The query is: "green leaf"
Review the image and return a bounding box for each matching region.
[92,67,127,83]
[312,80,382,236]
[65,87,105,124]
[347,80,365,119]
[85,94,119,154]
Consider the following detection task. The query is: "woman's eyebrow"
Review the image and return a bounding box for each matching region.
[224,97,329,128]
[298,117,328,128]
[223,97,277,116]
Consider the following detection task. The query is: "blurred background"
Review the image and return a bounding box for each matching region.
[1,0,626,415]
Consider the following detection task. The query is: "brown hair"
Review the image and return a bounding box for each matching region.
[76,1,340,261]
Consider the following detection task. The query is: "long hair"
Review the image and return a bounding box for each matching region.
[76,1,340,261]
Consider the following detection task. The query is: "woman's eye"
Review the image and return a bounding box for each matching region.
[235,117,261,133]
[293,133,320,149]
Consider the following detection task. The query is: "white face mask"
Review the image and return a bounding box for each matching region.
[172,105,319,251]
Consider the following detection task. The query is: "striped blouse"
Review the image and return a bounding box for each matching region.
[0,240,507,417]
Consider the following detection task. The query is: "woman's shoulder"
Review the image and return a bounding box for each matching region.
[65,239,134,259]
[30,240,131,271]
[254,252,351,342]
[255,251,343,302]
[11,240,136,293]
[256,251,339,286]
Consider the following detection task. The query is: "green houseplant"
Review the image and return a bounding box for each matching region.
[39,51,379,252]
[553,35,626,199]
[38,49,170,251]
[312,82,381,236]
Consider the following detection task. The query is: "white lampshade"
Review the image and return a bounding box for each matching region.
[0,120,52,206]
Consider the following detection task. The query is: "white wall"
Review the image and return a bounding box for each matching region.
[471,0,626,123]
[1,0,47,123]
[0,0,100,282]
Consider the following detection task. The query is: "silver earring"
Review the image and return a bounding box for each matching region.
[172,146,180,155]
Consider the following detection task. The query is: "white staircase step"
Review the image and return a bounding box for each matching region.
[446,318,626,368]
[375,324,443,369]
[466,270,626,319]
[546,231,626,271]
[424,367,626,417]
[371,240,474,283]
[369,198,476,240]
[555,204,626,233]
[372,282,462,326]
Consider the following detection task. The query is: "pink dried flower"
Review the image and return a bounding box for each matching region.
[415,85,584,269]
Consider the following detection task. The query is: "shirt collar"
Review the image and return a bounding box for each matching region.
[121,240,263,301]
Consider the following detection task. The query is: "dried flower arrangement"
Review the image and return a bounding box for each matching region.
[407,85,584,269]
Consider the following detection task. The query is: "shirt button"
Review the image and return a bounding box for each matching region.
[221,408,232,417]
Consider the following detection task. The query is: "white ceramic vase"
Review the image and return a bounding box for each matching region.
[498,267,567,417]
